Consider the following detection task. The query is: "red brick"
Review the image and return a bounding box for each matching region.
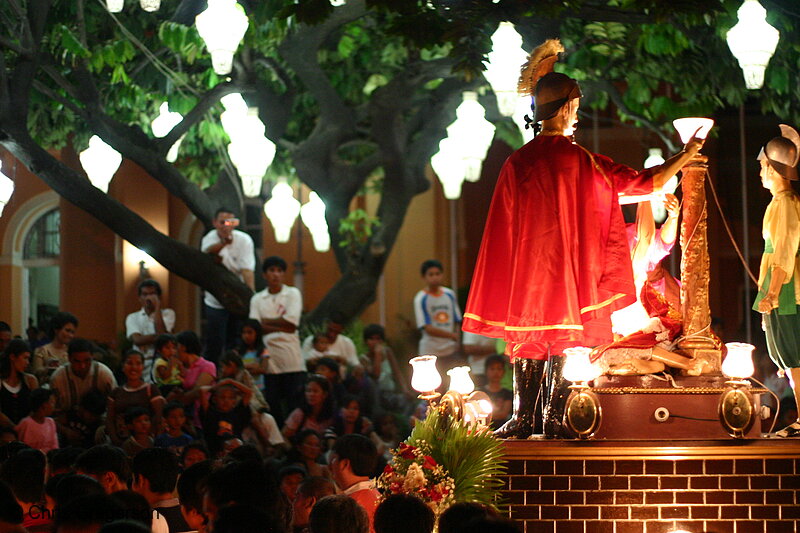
[629,476,659,489]
[706,491,735,504]
[527,460,554,475]
[600,506,628,520]
[660,506,689,519]
[766,520,796,533]
[751,506,781,519]
[511,505,539,520]
[615,523,644,533]
[675,491,704,504]
[570,476,599,491]
[615,460,644,475]
[750,476,780,489]
[721,476,749,489]
[736,491,765,505]
[510,476,538,490]
[781,505,800,519]
[584,491,613,505]
[644,491,673,504]
[721,506,749,519]
[765,490,794,504]
[526,491,554,505]
[507,459,525,475]
[705,521,735,533]
[675,459,703,474]
[585,522,612,533]
[779,475,800,489]
[765,458,794,475]
[524,520,554,533]
[599,476,628,490]
[540,476,569,490]
[705,459,734,474]
[555,521,584,533]
[644,522,680,533]
[690,505,719,519]
[689,475,719,489]
[630,506,659,520]
[555,491,583,505]
[735,459,764,475]
[735,521,768,533]
[674,522,706,532]
[570,506,599,519]
[615,491,644,505]
[584,461,613,475]
[540,506,569,520]
[555,460,584,475]
[645,460,674,475]
[660,476,688,489]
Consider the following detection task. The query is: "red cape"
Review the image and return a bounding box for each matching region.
[463,135,654,358]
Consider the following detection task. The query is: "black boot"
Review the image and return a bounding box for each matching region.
[494,359,545,439]
[542,355,575,439]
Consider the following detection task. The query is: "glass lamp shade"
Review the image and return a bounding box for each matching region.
[264,180,300,242]
[476,398,493,416]
[431,138,466,200]
[446,366,475,395]
[722,342,755,379]
[673,117,714,144]
[301,192,330,252]
[445,92,496,182]
[0,163,14,217]
[151,102,184,162]
[106,0,124,12]
[644,148,665,169]
[195,0,249,75]
[221,109,266,145]
[79,135,122,193]
[726,0,780,90]
[140,0,160,11]
[562,346,601,384]
[410,355,441,393]
[484,22,529,117]
[228,136,275,197]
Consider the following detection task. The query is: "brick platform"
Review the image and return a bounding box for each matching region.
[500,440,800,533]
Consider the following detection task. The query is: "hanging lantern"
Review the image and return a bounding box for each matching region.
[140,0,160,11]
[0,162,14,217]
[263,180,300,242]
[228,134,275,197]
[431,137,466,200]
[726,0,780,90]
[445,92,496,182]
[151,102,184,163]
[79,135,122,193]
[106,0,124,12]
[300,192,330,252]
[484,22,529,117]
[195,0,249,75]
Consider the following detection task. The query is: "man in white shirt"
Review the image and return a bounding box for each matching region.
[249,255,306,424]
[201,207,256,363]
[125,279,176,383]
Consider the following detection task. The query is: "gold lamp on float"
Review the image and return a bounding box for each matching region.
[409,358,493,426]
[563,347,603,439]
[719,342,757,438]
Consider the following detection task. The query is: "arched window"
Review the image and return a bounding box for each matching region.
[22,208,60,332]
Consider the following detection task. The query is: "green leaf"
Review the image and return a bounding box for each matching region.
[57,25,90,59]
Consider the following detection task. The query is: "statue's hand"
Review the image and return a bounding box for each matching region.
[758,295,776,314]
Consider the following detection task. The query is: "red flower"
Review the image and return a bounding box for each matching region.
[398,443,416,460]
[422,455,437,470]
[429,486,443,502]
[390,483,401,493]
[383,464,395,474]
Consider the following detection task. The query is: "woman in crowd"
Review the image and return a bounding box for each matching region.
[170,331,216,428]
[284,429,331,479]
[282,374,335,439]
[0,340,38,427]
[31,312,78,385]
[105,350,164,446]
[323,395,377,451]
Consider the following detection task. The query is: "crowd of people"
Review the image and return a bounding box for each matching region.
[0,226,516,532]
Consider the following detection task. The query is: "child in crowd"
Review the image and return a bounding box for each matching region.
[200,379,255,457]
[219,351,268,412]
[362,324,410,398]
[413,259,463,364]
[314,357,347,408]
[61,390,106,448]
[122,406,154,457]
[180,441,209,470]
[106,350,164,446]
[478,354,513,430]
[306,333,331,367]
[236,319,269,391]
[16,388,59,452]
[152,334,182,396]
[154,402,194,456]
[373,413,401,463]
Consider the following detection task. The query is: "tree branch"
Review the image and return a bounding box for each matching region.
[0,35,30,56]
[32,80,84,116]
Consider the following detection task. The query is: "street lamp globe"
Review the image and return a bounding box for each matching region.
[79,135,122,193]
[140,0,160,11]
[445,92,496,183]
[301,192,330,252]
[431,137,466,200]
[264,180,300,242]
[726,0,780,90]
[106,0,124,12]
[196,0,249,75]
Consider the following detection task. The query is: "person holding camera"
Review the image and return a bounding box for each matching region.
[126,279,176,383]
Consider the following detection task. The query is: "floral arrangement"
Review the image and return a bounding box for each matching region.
[376,440,456,515]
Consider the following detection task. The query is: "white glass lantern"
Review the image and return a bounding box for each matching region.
[0,162,14,217]
[263,180,300,242]
[673,117,714,144]
[562,347,602,384]
[151,102,184,163]
[484,22,529,117]
[431,138,466,200]
[722,342,755,380]
[726,0,780,90]
[410,355,442,393]
[195,0,249,75]
[228,137,275,197]
[300,192,330,252]
[446,366,475,395]
[79,135,122,193]
[644,148,665,169]
[140,0,160,11]
[106,0,124,12]
[445,92,496,182]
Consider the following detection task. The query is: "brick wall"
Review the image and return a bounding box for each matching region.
[500,441,800,533]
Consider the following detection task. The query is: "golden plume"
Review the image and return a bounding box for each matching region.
[517,39,564,97]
